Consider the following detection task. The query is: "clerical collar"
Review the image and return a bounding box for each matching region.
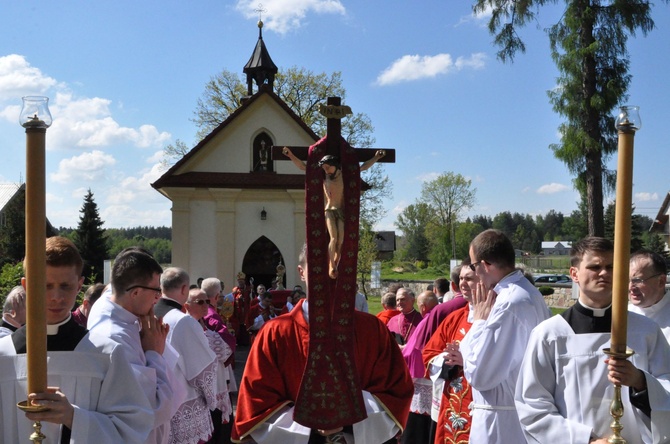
[47,314,72,335]
[577,300,611,317]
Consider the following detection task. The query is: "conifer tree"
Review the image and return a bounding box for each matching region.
[74,189,109,281]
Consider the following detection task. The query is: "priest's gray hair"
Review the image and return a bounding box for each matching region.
[201,277,222,297]
[161,267,190,291]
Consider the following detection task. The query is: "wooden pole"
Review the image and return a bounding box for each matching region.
[24,124,48,396]
[610,126,635,354]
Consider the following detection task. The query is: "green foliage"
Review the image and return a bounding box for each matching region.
[357,221,378,293]
[0,262,23,307]
[74,189,110,283]
[474,0,659,236]
[538,286,555,296]
[395,203,432,262]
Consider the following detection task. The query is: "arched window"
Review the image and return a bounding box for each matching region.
[252,133,274,173]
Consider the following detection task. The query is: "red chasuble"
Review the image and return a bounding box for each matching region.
[423,305,473,444]
[231,299,414,441]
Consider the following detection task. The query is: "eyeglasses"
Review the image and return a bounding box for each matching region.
[125,285,161,295]
[187,299,210,305]
[469,261,483,272]
[630,273,662,287]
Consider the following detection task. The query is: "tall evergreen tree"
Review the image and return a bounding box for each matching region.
[474,0,663,236]
[74,189,109,282]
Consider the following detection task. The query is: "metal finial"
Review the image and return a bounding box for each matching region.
[255,3,266,25]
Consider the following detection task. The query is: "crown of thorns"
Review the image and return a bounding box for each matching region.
[317,155,340,168]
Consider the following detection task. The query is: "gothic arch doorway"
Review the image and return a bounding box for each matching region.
[241,236,285,290]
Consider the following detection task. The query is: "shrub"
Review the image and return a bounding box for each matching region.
[538,286,555,296]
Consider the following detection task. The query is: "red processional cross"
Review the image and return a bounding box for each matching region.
[272,96,395,429]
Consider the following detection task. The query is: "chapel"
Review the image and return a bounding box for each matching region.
[152,21,317,289]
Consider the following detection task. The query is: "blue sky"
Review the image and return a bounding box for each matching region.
[0,1,668,232]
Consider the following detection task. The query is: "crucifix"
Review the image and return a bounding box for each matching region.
[271,96,395,430]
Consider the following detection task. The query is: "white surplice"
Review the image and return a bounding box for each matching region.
[516,312,670,444]
[0,333,154,443]
[459,269,551,443]
[162,307,219,444]
[629,291,670,345]
[87,296,177,444]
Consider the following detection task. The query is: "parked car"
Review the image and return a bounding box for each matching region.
[534,274,572,284]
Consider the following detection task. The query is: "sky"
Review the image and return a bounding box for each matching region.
[0,1,668,233]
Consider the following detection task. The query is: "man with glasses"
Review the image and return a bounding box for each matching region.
[87,248,176,444]
[459,229,550,443]
[156,268,219,444]
[516,237,670,443]
[629,249,670,343]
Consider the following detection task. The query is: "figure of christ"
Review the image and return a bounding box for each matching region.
[283,146,386,279]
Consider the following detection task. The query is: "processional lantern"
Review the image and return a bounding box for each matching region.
[17,96,52,444]
[605,105,640,444]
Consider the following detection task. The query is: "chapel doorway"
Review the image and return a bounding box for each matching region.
[241,236,285,291]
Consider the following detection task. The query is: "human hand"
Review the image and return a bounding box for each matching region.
[606,357,646,391]
[444,342,463,366]
[375,149,386,159]
[139,307,169,355]
[282,147,293,157]
[26,387,75,429]
[317,427,343,436]
[472,281,496,321]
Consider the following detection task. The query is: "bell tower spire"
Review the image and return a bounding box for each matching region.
[243,6,278,96]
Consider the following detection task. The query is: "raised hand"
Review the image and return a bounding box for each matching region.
[471,281,497,321]
[139,306,169,355]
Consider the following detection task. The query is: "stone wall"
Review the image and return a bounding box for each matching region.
[371,280,576,309]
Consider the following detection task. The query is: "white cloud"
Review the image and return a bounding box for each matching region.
[634,192,658,202]
[537,183,569,194]
[0,54,59,98]
[416,172,440,183]
[235,0,345,35]
[47,92,171,150]
[147,150,165,164]
[376,53,486,86]
[0,56,171,150]
[51,150,117,184]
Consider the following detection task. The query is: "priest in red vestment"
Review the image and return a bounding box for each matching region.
[232,246,413,443]
[422,264,478,444]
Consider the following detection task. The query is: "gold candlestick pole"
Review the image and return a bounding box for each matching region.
[16,96,53,444]
[604,105,641,444]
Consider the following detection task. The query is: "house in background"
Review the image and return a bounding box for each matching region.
[650,191,670,251]
[541,241,572,255]
[374,231,395,261]
[0,183,24,228]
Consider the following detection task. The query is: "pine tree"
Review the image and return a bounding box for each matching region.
[74,189,109,281]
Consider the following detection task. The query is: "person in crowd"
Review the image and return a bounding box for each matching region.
[233,272,251,346]
[0,237,153,443]
[433,278,450,304]
[87,248,175,444]
[232,244,413,443]
[388,288,422,347]
[156,267,220,444]
[201,277,236,356]
[516,237,670,443]
[459,229,550,443]
[355,283,369,313]
[400,290,439,444]
[185,287,236,444]
[629,249,670,343]
[423,263,479,443]
[245,287,287,342]
[376,291,400,325]
[71,282,105,327]
[0,285,26,337]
